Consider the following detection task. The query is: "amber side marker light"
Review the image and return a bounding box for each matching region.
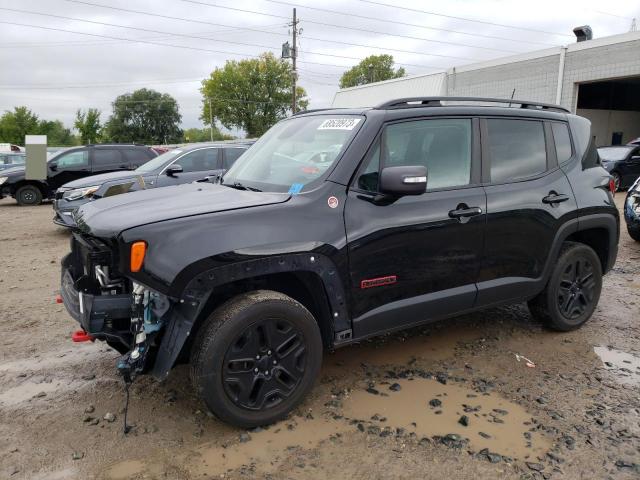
[130,241,147,272]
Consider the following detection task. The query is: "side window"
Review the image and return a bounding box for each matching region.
[486,119,547,183]
[551,123,573,164]
[174,148,218,173]
[92,149,122,168]
[122,148,150,164]
[223,148,246,169]
[55,150,89,169]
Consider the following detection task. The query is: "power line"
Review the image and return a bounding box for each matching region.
[0,0,477,61]
[177,0,523,53]
[352,0,573,37]
[0,8,446,70]
[259,0,563,45]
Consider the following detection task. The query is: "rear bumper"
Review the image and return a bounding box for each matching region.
[60,253,132,336]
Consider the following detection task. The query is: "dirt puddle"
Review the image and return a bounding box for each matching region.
[594,346,640,387]
[343,378,551,460]
[107,416,348,479]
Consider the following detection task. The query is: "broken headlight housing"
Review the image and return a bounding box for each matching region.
[64,185,100,201]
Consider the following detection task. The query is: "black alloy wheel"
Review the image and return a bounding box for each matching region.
[528,242,602,331]
[556,257,597,321]
[222,317,306,411]
[190,290,323,428]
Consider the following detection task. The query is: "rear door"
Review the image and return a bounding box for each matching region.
[154,147,222,187]
[476,117,578,306]
[345,117,486,338]
[91,148,127,174]
[122,147,156,169]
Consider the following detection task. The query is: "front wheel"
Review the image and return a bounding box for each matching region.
[16,185,43,206]
[528,242,602,331]
[190,290,323,428]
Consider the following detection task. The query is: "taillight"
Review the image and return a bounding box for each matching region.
[130,241,147,272]
[609,178,616,197]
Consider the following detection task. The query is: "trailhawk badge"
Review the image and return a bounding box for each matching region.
[327,196,339,209]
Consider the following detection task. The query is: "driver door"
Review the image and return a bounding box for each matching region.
[49,149,90,190]
[345,117,486,338]
[155,147,222,187]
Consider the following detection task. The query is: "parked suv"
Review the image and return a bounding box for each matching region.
[60,97,618,428]
[598,144,640,191]
[0,144,157,205]
[53,142,252,228]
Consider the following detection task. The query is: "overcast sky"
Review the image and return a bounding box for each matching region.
[0,0,638,135]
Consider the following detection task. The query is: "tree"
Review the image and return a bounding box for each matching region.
[74,108,102,144]
[339,54,406,89]
[0,106,40,144]
[201,52,308,137]
[103,89,182,144]
[37,120,75,146]
[182,127,233,143]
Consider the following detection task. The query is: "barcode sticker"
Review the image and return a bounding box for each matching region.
[317,118,361,130]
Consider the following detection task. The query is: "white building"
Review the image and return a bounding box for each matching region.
[332,30,640,146]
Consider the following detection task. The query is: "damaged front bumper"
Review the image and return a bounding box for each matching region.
[60,234,172,380]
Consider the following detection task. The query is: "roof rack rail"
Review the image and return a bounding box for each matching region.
[292,108,337,116]
[375,97,570,113]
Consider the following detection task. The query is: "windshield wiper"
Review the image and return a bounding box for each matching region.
[225,181,262,192]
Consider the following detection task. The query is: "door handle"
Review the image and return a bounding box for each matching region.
[542,193,570,204]
[449,206,483,219]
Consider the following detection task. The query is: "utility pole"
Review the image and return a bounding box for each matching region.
[208,98,214,142]
[291,8,299,113]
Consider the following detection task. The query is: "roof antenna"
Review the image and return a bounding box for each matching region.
[508,88,516,107]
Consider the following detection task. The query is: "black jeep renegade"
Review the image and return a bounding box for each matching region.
[60,97,619,428]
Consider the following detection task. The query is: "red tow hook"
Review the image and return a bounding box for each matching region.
[72,330,95,343]
[55,294,63,304]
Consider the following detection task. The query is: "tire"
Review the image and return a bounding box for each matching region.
[16,185,43,206]
[628,225,640,242]
[190,290,323,428]
[528,242,602,331]
[611,171,622,192]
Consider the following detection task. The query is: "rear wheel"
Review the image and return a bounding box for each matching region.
[190,290,323,428]
[16,185,43,206]
[528,242,602,331]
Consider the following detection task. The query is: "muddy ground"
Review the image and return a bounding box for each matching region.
[0,196,638,480]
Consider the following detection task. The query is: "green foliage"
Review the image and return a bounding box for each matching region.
[201,52,308,137]
[182,127,234,143]
[103,89,182,144]
[37,120,76,146]
[0,107,77,146]
[74,108,102,144]
[339,54,406,89]
[0,106,40,144]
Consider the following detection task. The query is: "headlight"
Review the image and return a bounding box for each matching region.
[63,185,100,201]
[0,177,7,185]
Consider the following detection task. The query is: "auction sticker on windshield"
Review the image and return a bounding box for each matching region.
[317,118,361,130]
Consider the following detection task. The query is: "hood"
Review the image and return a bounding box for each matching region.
[62,170,143,189]
[0,165,25,177]
[73,182,291,237]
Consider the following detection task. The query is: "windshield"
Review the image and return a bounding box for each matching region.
[222,115,363,193]
[135,149,183,172]
[598,146,633,161]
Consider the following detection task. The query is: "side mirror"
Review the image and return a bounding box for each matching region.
[379,165,427,196]
[165,164,183,177]
[49,161,58,171]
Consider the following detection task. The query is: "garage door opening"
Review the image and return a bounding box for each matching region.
[576,76,640,146]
